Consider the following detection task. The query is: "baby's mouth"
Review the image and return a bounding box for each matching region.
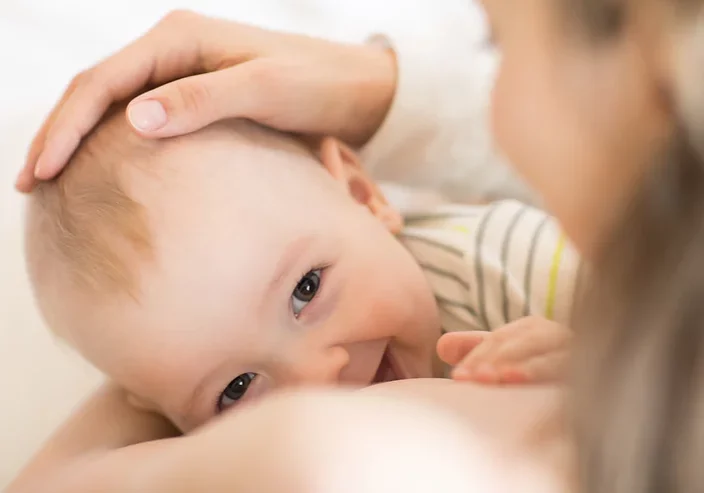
[371,349,402,384]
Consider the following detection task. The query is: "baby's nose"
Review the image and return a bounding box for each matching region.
[285,346,350,386]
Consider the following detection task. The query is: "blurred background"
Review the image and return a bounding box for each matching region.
[0,0,480,486]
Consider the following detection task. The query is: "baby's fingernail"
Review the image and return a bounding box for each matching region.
[500,368,528,384]
[475,364,498,383]
[451,367,472,380]
[128,100,167,132]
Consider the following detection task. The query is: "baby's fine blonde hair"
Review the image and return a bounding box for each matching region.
[26,105,156,298]
[25,107,315,300]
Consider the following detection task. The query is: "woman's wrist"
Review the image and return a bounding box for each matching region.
[341,44,398,147]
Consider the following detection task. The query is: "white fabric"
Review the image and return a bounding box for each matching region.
[0,0,522,487]
[362,24,535,204]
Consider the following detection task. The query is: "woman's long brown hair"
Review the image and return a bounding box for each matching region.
[560,1,704,492]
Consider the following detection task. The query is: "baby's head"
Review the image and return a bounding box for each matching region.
[25,108,440,431]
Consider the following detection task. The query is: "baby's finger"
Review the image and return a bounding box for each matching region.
[436,331,488,366]
[455,363,501,384]
[523,350,570,383]
[449,317,542,372]
[496,367,529,384]
[450,335,503,380]
[490,329,571,367]
[500,350,570,384]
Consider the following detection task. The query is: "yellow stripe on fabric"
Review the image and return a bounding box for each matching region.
[545,235,566,320]
[450,225,470,234]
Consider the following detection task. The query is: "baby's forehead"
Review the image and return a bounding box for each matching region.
[135,122,320,198]
[131,126,342,235]
[129,127,343,276]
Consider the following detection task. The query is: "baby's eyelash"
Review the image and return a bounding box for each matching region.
[292,263,329,289]
[290,264,330,319]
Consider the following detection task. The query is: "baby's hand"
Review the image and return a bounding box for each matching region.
[436,316,572,385]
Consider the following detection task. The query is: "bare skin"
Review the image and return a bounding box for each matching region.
[8,379,569,493]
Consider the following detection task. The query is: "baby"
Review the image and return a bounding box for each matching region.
[24,106,580,432]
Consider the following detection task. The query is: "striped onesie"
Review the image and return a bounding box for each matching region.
[399,200,581,334]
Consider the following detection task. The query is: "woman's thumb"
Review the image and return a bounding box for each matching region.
[126,61,272,138]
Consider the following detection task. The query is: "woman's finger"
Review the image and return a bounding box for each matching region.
[19,10,395,190]
[16,80,80,191]
[436,331,488,366]
[23,11,217,185]
[125,59,282,138]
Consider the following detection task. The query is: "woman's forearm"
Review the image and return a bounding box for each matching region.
[9,384,561,493]
[56,388,514,493]
[8,391,319,493]
[6,382,178,493]
[8,389,323,493]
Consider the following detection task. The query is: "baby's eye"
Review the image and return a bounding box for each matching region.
[217,372,257,412]
[291,269,322,316]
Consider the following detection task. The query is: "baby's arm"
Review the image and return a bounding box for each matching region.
[436,201,581,384]
[6,382,178,493]
[438,316,572,384]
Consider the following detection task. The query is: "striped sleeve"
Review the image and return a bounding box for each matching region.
[468,201,580,330]
[401,206,486,333]
[400,201,581,333]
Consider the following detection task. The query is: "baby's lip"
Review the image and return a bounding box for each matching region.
[371,349,403,385]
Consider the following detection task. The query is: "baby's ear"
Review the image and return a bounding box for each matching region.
[317,137,403,233]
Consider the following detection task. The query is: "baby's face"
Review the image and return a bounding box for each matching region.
[57,128,440,431]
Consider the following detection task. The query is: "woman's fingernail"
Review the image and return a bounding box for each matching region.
[34,155,46,179]
[128,100,167,132]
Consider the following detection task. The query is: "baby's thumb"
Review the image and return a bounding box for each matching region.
[126,61,270,138]
[436,331,488,366]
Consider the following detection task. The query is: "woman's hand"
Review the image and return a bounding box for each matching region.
[437,317,572,385]
[17,10,397,192]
